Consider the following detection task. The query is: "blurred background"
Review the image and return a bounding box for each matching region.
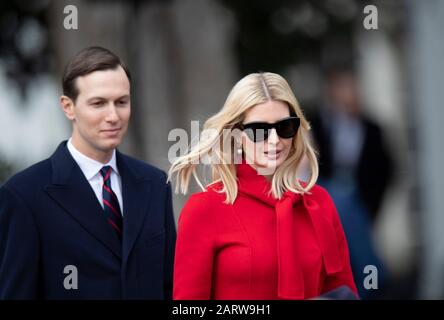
[0,0,443,299]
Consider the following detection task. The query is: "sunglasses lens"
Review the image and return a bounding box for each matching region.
[242,118,299,142]
[277,118,299,138]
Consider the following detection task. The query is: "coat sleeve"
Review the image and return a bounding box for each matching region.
[0,185,40,299]
[320,191,359,298]
[173,192,216,300]
[163,180,177,300]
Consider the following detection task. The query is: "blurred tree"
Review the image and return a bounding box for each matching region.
[218,0,370,75]
[0,0,52,100]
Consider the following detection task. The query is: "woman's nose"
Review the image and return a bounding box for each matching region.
[267,128,279,144]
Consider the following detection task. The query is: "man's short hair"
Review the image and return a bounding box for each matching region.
[62,46,131,102]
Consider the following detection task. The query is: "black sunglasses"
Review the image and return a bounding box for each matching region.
[240,116,300,142]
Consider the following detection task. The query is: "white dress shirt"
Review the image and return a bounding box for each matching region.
[67,138,124,215]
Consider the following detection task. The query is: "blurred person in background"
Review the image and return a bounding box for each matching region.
[309,67,394,299]
[169,72,357,300]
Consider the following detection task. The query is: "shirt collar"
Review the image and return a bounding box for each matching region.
[67,137,119,180]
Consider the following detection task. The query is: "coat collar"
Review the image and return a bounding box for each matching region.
[115,150,154,263]
[45,141,154,263]
[46,141,122,259]
[236,159,342,299]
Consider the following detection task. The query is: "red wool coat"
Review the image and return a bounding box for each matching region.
[173,161,358,299]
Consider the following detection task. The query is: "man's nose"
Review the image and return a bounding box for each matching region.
[105,105,119,122]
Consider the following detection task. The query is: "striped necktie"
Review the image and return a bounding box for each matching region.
[100,166,123,241]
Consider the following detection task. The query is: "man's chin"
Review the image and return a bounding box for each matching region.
[98,139,121,152]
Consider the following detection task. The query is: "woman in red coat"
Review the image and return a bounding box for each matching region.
[169,72,357,300]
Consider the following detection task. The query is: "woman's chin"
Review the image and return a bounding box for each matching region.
[251,158,284,175]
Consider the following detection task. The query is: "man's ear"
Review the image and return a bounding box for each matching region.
[60,95,75,120]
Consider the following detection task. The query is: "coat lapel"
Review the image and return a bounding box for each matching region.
[117,151,153,263]
[45,142,122,259]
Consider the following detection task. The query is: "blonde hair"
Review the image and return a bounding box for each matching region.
[167,72,319,204]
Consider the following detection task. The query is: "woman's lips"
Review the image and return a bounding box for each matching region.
[264,150,282,159]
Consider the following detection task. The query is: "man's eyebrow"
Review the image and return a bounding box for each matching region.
[86,96,106,103]
[116,95,130,100]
